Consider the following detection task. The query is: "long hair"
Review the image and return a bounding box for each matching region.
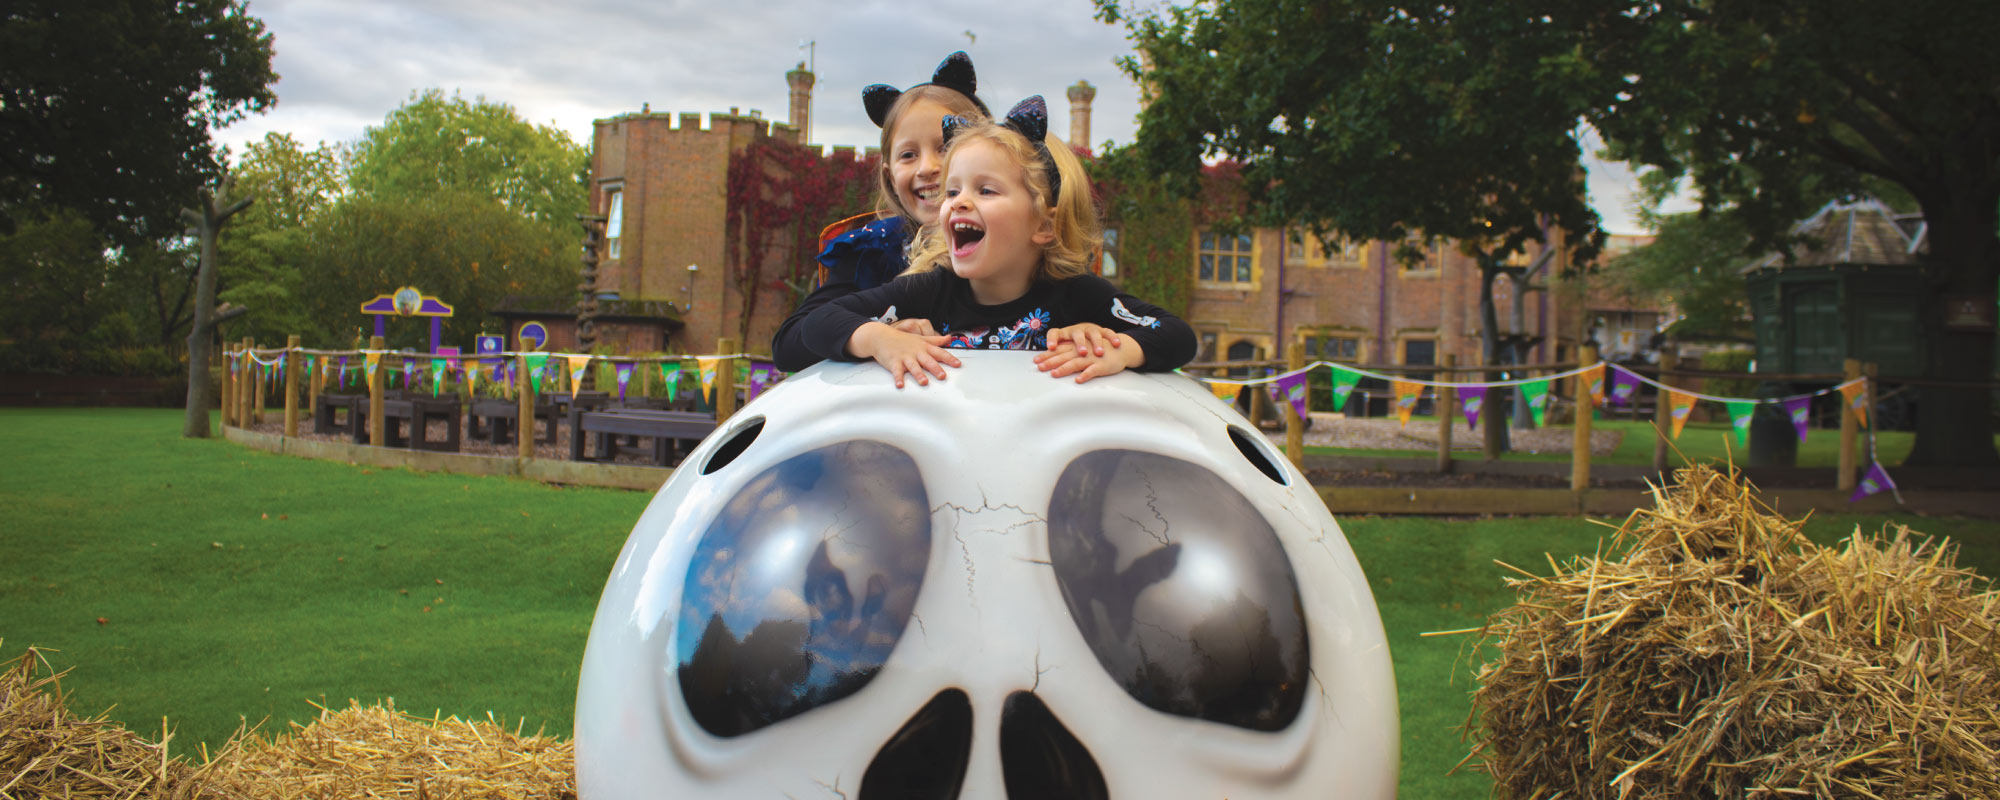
[872,85,989,223]
[903,121,1101,282]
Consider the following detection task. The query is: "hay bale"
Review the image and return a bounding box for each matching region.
[0,644,214,799]
[1467,464,2000,798]
[198,699,575,800]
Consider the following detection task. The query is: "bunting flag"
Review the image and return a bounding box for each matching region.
[427,358,444,397]
[463,361,478,392]
[1849,460,1899,503]
[402,359,414,387]
[1608,365,1640,405]
[1209,381,1242,404]
[566,355,592,399]
[228,357,237,376]
[747,366,769,402]
[341,356,350,386]
[1840,380,1870,428]
[1725,400,1755,446]
[1273,371,1310,419]
[1581,363,1606,407]
[364,352,381,381]
[615,363,633,403]
[1668,390,1696,439]
[1329,367,1361,410]
[525,354,549,393]
[1461,385,1488,429]
[661,363,683,402]
[696,357,720,402]
[1391,380,1424,428]
[1521,379,1552,427]
[1784,396,1811,442]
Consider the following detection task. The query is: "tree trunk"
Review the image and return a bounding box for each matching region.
[1904,193,2000,466]
[181,186,252,439]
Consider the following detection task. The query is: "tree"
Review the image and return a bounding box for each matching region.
[1598,211,1753,343]
[1570,0,2000,466]
[1,0,276,245]
[1095,1,1606,454]
[217,134,350,346]
[348,90,587,240]
[181,182,253,438]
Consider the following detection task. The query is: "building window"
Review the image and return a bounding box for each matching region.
[1100,227,1120,278]
[605,189,624,259]
[1197,330,1219,363]
[1197,228,1254,287]
[1402,338,1437,382]
[1302,332,1361,362]
[1286,229,1367,269]
[1399,234,1442,273]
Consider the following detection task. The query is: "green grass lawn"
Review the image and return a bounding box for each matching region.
[4,408,1996,796]
[1308,415,1999,469]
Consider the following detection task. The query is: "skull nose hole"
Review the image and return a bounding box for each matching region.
[1000,691,1108,800]
[701,416,764,475]
[860,688,973,800]
[1227,424,1288,485]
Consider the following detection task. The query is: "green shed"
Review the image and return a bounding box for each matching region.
[1743,201,1929,378]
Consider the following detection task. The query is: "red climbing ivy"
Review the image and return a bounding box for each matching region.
[723,136,879,342]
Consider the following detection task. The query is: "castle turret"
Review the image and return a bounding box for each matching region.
[1066,80,1096,152]
[787,62,815,145]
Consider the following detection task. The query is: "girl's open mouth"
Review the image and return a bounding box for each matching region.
[951,220,986,256]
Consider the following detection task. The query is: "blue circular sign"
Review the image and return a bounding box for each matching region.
[518,321,549,351]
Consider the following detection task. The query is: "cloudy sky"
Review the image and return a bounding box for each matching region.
[216,0,1680,234]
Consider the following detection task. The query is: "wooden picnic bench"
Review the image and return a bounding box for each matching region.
[569,408,717,467]
[380,397,462,452]
[466,397,562,446]
[315,392,366,435]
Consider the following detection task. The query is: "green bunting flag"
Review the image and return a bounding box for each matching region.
[1330,367,1361,410]
[430,358,445,397]
[1726,400,1755,446]
[1521,379,1551,427]
[525,353,549,393]
[661,363,682,402]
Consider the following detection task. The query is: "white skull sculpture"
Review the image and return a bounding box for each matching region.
[575,352,1397,798]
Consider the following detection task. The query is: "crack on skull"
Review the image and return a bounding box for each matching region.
[933,488,1050,602]
[812,775,848,799]
[1031,647,1052,692]
[909,611,928,640]
[1131,464,1174,546]
[1160,376,1241,427]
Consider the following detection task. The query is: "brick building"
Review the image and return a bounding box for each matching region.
[576,64,1666,374]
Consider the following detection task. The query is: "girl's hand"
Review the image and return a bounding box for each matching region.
[1040,323,1121,360]
[1037,335,1147,383]
[848,321,960,388]
[891,318,940,336]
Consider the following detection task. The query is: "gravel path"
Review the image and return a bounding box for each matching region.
[1270,413,1623,455]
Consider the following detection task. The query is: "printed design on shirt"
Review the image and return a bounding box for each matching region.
[1110,297,1161,329]
[940,309,1052,351]
[873,305,900,326]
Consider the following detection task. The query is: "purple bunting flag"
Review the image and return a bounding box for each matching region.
[1461,385,1488,429]
[1850,461,1899,503]
[1784,396,1811,442]
[1273,371,1310,419]
[615,363,633,402]
[1608,365,1640,406]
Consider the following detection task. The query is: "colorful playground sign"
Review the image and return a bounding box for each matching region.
[476,335,504,356]
[360,287,454,317]
[518,321,549,351]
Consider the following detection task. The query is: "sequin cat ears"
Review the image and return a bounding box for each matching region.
[940,96,1061,205]
[861,51,990,127]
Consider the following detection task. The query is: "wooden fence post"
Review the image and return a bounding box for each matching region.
[716,338,739,423]
[283,335,300,437]
[308,348,321,417]
[368,336,387,447]
[239,337,254,427]
[220,345,235,428]
[1437,354,1456,473]
[1284,341,1305,467]
[1480,350,1499,462]
[1837,358,1863,490]
[517,353,535,461]
[1572,344,1597,491]
[1653,350,1677,477]
[1864,362,1879,464]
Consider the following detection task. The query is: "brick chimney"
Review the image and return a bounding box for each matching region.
[1066,80,1096,151]
[786,62,814,145]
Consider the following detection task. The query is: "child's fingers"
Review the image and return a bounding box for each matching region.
[919,349,953,380]
[1036,349,1081,372]
[1085,328,1113,356]
[1073,360,1124,384]
[1033,341,1078,365]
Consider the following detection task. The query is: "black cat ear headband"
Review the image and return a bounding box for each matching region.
[940,95,1061,206]
[861,51,990,127]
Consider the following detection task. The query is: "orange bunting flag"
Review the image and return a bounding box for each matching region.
[363,351,381,379]
[1668,390,1697,439]
[1392,380,1425,428]
[696,357,721,401]
[565,355,592,399]
[1209,381,1242,404]
[1581,363,1606,407]
[1840,379,1869,428]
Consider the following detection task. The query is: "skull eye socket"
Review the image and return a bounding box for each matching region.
[673,441,931,737]
[1048,450,1308,732]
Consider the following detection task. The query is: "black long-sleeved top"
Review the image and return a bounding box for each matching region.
[771,216,911,373]
[788,268,1198,372]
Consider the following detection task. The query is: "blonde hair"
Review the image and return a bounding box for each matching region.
[873,85,989,222]
[903,121,1101,282]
